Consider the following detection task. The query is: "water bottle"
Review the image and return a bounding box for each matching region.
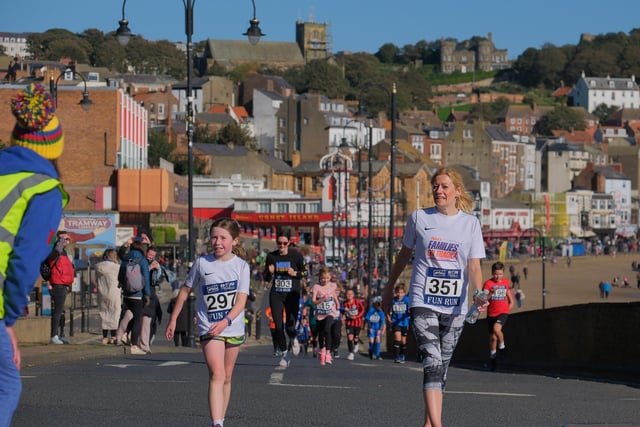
[465,290,489,324]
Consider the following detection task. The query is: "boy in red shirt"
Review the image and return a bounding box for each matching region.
[482,262,514,361]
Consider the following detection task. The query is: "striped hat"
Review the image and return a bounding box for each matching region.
[10,83,64,160]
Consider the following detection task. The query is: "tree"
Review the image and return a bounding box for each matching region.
[375,43,400,64]
[147,130,176,167]
[216,122,256,148]
[592,104,619,123]
[27,29,90,62]
[536,106,586,135]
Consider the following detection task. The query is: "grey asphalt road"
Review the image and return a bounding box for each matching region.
[13,341,640,427]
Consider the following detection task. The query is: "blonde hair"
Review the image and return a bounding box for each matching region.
[210,218,247,260]
[430,167,474,213]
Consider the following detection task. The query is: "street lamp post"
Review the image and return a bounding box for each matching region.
[356,82,396,279]
[367,120,374,305]
[115,0,264,348]
[388,83,397,278]
[49,69,94,109]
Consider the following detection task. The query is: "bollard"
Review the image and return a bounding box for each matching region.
[255,312,262,340]
[69,310,74,337]
[186,291,196,347]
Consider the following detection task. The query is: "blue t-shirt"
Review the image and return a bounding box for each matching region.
[390,295,410,327]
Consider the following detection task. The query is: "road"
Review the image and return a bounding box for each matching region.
[13,340,640,427]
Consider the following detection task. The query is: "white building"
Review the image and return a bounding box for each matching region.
[570,71,639,113]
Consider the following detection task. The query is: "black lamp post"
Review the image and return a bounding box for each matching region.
[358,82,396,285]
[49,69,93,109]
[367,120,374,304]
[115,0,264,348]
[528,227,546,309]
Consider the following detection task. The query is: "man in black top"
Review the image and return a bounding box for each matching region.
[263,232,306,367]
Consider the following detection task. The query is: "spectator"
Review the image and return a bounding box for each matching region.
[94,249,122,344]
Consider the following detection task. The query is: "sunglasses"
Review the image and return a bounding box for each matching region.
[277,241,289,246]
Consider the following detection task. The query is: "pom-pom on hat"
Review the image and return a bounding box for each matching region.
[10,82,64,160]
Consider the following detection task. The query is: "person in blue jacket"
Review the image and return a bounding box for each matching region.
[0,83,68,427]
[388,283,410,363]
[365,297,386,360]
[117,237,151,355]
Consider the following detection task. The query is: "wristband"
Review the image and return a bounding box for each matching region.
[473,289,482,295]
[225,315,232,326]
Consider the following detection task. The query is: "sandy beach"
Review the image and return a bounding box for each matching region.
[485,252,640,311]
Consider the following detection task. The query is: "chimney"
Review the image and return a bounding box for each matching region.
[291,150,301,168]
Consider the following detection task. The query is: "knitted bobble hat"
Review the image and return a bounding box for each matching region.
[10,82,64,160]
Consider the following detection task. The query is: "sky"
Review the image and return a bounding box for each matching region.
[1,0,639,60]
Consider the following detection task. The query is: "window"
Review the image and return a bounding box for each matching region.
[158,104,165,114]
[279,118,286,128]
[308,203,320,213]
[258,202,271,213]
[430,143,441,156]
[276,203,289,213]
[295,204,306,214]
[295,177,303,191]
[311,178,319,192]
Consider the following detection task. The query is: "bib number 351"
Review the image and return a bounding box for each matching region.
[424,267,462,306]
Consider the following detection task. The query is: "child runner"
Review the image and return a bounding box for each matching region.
[388,283,410,363]
[342,288,365,360]
[296,314,311,355]
[304,289,319,357]
[482,261,514,364]
[311,267,340,366]
[165,218,250,427]
[365,297,386,360]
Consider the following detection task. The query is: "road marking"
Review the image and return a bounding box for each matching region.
[447,391,535,397]
[158,361,191,367]
[269,371,358,389]
[104,364,136,369]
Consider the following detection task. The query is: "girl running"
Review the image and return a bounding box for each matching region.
[311,267,340,365]
[165,218,250,427]
[342,288,365,360]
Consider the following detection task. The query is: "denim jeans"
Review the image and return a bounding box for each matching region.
[0,321,21,427]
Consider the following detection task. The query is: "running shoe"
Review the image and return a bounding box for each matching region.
[325,352,333,365]
[279,351,290,367]
[333,350,339,359]
[50,335,64,345]
[292,338,301,356]
[399,355,405,364]
[319,348,326,366]
[353,343,359,354]
[129,345,146,355]
[347,352,355,361]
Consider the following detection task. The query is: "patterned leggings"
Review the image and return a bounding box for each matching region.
[411,307,464,391]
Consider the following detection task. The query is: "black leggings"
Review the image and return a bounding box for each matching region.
[50,284,68,337]
[123,298,144,346]
[317,316,335,350]
[269,290,300,352]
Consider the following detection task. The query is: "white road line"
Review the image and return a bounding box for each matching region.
[269,371,358,389]
[270,383,359,389]
[158,361,191,367]
[104,364,137,369]
[447,391,535,397]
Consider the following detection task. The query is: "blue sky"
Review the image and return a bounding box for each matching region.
[1,0,638,60]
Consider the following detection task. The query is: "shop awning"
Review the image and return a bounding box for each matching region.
[569,227,596,238]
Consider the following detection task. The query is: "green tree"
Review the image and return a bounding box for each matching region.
[27,29,89,62]
[536,106,586,135]
[294,59,348,99]
[375,43,400,64]
[172,153,206,175]
[216,122,256,148]
[147,130,176,167]
[592,104,619,123]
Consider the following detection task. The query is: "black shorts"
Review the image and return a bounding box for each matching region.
[392,324,409,336]
[487,314,509,333]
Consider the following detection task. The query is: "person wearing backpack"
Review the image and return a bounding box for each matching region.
[116,237,150,355]
[0,83,69,427]
[46,230,75,345]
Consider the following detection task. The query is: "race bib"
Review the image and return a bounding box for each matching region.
[316,300,333,315]
[369,313,381,324]
[202,280,237,323]
[346,306,359,318]
[392,302,407,313]
[424,267,462,307]
[492,287,508,300]
[274,278,293,292]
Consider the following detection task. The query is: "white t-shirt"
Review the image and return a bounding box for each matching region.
[186,254,250,337]
[402,207,486,315]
